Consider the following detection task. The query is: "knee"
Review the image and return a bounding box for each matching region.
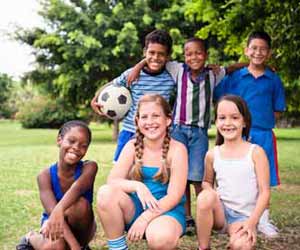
[66,197,91,224]
[146,230,178,250]
[197,189,218,211]
[97,184,120,211]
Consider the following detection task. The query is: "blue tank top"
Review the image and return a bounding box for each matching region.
[41,161,93,224]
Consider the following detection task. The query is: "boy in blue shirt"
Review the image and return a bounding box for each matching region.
[91,30,176,162]
[214,31,286,238]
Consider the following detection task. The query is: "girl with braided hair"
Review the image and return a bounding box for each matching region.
[97,94,188,250]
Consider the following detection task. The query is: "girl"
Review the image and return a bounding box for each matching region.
[16,120,98,250]
[97,94,188,250]
[196,95,270,250]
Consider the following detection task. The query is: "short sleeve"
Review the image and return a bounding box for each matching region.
[272,76,286,112]
[112,68,132,87]
[165,61,183,82]
[213,74,229,102]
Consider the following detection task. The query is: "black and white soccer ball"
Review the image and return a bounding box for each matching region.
[97,85,132,120]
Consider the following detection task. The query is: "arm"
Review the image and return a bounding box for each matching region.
[90,81,113,116]
[126,58,147,85]
[202,149,215,190]
[43,161,98,241]
[235,146,270,244]
[226,62,248,74]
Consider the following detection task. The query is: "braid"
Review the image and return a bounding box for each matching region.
[154,127,171,183]
[132,128,144,181]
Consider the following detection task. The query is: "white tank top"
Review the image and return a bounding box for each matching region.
[213,144,258,216]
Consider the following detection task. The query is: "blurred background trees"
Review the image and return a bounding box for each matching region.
[2,0,299,127]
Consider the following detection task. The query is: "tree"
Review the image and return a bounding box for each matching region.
[0,73,14,118]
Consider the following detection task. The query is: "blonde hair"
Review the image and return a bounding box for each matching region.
[131,94,172,184]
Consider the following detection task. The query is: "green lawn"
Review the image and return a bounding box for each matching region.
[1,120,299,249]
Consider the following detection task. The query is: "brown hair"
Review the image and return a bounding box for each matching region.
[215,95,251,146]
[144,29,173,55]
[132,94,172,183]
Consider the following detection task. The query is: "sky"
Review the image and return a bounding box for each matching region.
[0,0,43,79]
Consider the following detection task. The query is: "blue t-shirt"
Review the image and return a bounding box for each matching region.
[113,67,176,133]
[214,67,286,129]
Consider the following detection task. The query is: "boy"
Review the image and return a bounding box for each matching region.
[127,38,243,233]
[214,31,286,238]
[91,30,176,162]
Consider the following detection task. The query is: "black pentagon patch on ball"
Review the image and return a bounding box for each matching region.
[118,94,127,104]
[107,110,117,117]
[101,92,109,102]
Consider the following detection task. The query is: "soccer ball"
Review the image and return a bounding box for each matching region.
[97,85,132,120]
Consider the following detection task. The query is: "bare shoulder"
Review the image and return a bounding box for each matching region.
[37,167,50,180]
[83,160,98,169]
[205,148,214,161]
[252,144,267,157]
[169,138,187,154]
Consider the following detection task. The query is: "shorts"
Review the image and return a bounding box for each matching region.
[250,128,280,186]
[126,192,186,235]
[113,130,135,162]
[171,124,208,182]
[218,203,249,233]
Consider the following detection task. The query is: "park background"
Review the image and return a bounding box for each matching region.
[0,0,300,249]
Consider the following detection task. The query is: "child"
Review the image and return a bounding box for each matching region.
[16,120,98,250]
[214,31,286,237]
[90,29,176,163]
[196,95,270,250]
[127,37,244,231]
[96,94,188,250]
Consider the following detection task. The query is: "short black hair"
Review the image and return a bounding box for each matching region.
[58,120,92,144]
[247,31,271,48]
[144,29,173,55]
[184,37,207,52]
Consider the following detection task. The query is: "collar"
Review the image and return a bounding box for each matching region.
[142,66,166,76]
[183,63,209,84]
[241,66,273,79]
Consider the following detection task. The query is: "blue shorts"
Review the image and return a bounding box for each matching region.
[113,130,135,162]
[171,124,208,182]
[250,128,280,186]
[126,193,186,235]
[223,205,249,225]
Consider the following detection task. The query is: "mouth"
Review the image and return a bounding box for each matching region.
[66,151,80,159]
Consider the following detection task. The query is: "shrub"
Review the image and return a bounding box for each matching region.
[16,95,84,128]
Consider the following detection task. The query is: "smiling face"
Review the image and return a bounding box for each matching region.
[57,126,89,166]
[136,101,171,142]
[245,38,271,67]
[184,40,207,74]
[215,100,246,142]
[144,43,169,73]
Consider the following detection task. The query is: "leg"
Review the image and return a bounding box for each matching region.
[196,189,225,250]
[146,215,182,250]
[113,130,134,163]
[228,223,255,250]
[184,183,192,217]
[64,197,96,246]
[96,184,136,239]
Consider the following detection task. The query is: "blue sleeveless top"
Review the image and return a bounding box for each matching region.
[41,161,93,225]
[127,166,186,233]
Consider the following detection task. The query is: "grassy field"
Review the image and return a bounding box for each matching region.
[1,120,300,250]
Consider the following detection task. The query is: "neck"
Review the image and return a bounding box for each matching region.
[190,67,205,79]
[248,64,265,77]
[223,137,244,149]
[144,136,165,151]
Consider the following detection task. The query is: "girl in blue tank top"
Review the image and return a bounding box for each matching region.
[97,94,188,250]
[16,120,98,250]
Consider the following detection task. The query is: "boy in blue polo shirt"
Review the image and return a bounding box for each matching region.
[214,31,286,238]
[91,30,176,162]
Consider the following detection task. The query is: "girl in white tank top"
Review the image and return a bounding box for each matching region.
[196,95,271,250]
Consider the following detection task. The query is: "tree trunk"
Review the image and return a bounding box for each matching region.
[112,120,119,141]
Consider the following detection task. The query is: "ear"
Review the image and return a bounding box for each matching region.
[267,49,272,60]
[57,136,62,147]
[244,47,249,57]
[166,117,172,127]
[143,47,147,57]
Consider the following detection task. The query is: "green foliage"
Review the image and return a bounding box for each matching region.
[16,95,83,128]
[0,73,14,118]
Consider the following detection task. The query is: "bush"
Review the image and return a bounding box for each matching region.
[16,95,84,128]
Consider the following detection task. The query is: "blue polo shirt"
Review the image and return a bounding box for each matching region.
[214,67,286,130]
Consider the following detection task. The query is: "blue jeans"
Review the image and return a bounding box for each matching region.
[113,130,135,162]
[171,124,208,182]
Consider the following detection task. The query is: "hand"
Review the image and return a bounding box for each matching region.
[42,206,64,242]
[234,220,257,246]
[126,59,146,86]
[127,215,148,242]
[136,183,160,212]
[90,94,105,116]
[207,64,221,75]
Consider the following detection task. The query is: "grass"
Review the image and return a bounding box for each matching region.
[1,120,300,249]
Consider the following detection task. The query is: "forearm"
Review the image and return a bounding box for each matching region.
[249,189,270,225]
[63,220,81,250]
